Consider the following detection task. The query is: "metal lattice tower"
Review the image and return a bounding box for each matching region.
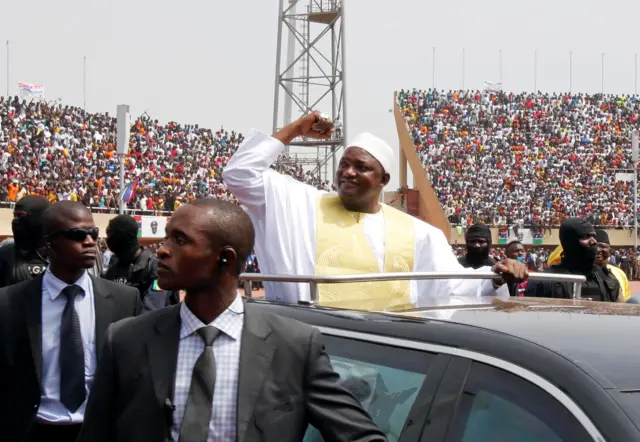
[272,0,347,185]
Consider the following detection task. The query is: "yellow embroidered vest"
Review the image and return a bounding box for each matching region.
[315,194,415,311]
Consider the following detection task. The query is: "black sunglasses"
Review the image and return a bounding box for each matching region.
[49,227,100,242]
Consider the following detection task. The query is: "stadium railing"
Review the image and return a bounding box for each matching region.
[0,200,633,229]
[0,201,174,217]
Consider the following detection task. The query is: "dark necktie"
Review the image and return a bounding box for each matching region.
[59,284,86,412]
[178,326,220,442]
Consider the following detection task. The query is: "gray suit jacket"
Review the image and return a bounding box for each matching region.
[77,302,386,442]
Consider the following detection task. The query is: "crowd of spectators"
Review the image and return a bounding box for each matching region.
[607,247,640,280]
[0,96,330,213]
[453,245,640,280]
[399,89,640,228]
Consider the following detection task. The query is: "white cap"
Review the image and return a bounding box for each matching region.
[345,132,394,178]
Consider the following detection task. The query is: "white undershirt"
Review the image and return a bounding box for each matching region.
[363,211,385,272]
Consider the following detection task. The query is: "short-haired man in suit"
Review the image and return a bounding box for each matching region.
[0,201,142,442]
[78,198,385,442]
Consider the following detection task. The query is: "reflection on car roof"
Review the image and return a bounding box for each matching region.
[384,298,640,391]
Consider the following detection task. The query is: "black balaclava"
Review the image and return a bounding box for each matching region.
[595,229,610,245]
[12,195,51,255]
[106,215,141,263]
[465,224,492,267]
[559,218,597,275]
[595,229,611,267]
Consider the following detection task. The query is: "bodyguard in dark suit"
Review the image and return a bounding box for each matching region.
[0,201,141,442]
[78,198,385,442]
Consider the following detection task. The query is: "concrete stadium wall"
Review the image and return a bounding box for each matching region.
[394,92,452,241]
[449,227,638,247]
[0,209,634,246]
[0,210,116,236]
[0,210,161,243]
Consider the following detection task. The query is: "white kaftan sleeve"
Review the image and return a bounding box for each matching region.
[222,130,322,304]
[412,221,509,308]
[223,129,321,211]
[222,130,287,209]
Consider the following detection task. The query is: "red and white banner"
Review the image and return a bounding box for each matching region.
[17,82,45,100]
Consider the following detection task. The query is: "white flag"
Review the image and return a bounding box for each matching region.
[17,82,45,101]
[483,81,503,93]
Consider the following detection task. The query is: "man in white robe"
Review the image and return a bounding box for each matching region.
[223,112,527,309]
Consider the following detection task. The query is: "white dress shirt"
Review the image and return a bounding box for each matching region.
[38,269,96,423]
[171,294,244,442]
[102,249,113,268]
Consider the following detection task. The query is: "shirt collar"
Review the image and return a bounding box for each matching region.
[43,268,91,301]
[180,293,244,341]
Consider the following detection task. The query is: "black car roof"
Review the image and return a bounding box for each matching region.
[248,297,640,391]
[395,298,640,392]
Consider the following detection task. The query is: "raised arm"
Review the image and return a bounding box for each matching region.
[222,112,333,208]
[222,131,286,209]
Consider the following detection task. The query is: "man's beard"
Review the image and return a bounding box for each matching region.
[12,219,39,253]
[564,245,597,274]
[466,247,490,265]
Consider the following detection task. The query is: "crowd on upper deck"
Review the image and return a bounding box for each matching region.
[398,89,640,229]
[0,96,331,213]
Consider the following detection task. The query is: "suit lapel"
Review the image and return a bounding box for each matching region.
[237,304,275,442]
[91,276,114,362]
[24,276,45,386]
[148,304,181,408]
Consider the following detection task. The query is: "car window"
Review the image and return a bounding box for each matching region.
[304,334,435,442]
[617,392,640,424]
[620,391,640,410]
[446,362,593,442]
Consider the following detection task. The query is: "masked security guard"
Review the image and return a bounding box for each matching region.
[525,218,620,302]
[0,196,51,287]
[103,215,158,300]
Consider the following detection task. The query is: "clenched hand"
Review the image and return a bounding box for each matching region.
[491,258,529,287]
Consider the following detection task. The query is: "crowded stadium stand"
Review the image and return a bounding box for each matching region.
[2,92,640,246]
[2,92,640,279]
[397,89,640,229]
[0,95,331,214]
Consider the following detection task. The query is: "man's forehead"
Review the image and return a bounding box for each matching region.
[341,146,376,162]
[68,213,94,224]
[55,211,94,229]
[168,205,208,230]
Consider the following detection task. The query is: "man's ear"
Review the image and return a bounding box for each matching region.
[219,247,240,274]
[381,173,391,187]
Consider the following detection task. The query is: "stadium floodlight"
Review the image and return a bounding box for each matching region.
[116,105,130,156]
[117,104,130,214]
[272,0,347,185]
[632,128,638,248]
